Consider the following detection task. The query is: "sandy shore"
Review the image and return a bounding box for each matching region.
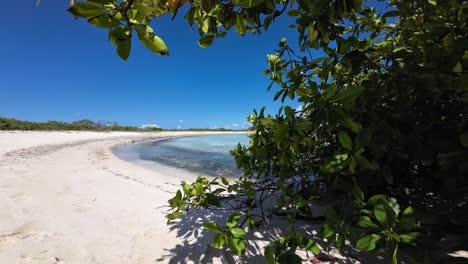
[0,131,242,264]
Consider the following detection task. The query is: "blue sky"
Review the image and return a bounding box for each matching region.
[0,1,302,129]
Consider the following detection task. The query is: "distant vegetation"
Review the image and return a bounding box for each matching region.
[0,117,249,132]
[0,117,163,132]
[172,127,251,132]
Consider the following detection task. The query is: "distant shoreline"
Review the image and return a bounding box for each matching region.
[0,116,250,132]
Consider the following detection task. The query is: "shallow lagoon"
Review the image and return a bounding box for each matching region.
[115,133,250,177]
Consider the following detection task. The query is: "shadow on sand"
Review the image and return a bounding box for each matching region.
[156,207,390,264]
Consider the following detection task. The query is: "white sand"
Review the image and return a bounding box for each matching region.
[0,131,243,264]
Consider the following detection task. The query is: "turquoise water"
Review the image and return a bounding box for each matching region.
[115,134,250,177]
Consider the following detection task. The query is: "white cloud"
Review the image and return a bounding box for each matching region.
[177,125,182,129]
[232,123,239,127]
[178,120,184,123]
[242,122,253,129]
[140,124,160,129]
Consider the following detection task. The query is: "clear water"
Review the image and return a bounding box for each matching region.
[115,134,250,177]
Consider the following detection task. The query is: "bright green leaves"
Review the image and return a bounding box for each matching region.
[117,38,131,61]
[68,2,106,17]
[229,228,246,238]
[203,213,247,256]
[69,0,169,60]
[226,213,241,228]
[211,233,227,248]
[227,235,246,255]
[374,203,396,228]
[356,234,381,251]
[166,176,223,223]
[135,25,169,56]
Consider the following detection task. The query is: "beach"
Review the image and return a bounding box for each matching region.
[0,131,241,264]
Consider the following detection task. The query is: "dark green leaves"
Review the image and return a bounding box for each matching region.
[117,39,131,61]
[278,252,302,264]
[68,2,106,17]
[338,131,353,150]
[358,216,379,229]
[233,0,265,9]
[333,86,364,105]
[198,35,215,48]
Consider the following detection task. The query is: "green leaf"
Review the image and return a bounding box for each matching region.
[336,234,345,250]
[355,234,382,251]
[202,223,223,233]
[265,242,279,264]
[352,185,364,207]
[452,62,462,73]
[358,216,379,229]
[181,181,195,197]
[398,217,420,232]
[402,207,413,216]
[233,0,265,9]
[234,13,247,36]
[117,39,131,61]
[367,194,388,206]
[168,190,182,208]
[320,153,349,173]
[165,211,183,221]
[302,237,320,254]
[211,233,226,248]
[136,29,169,56]
[68,2,106,17]
[227,236,246,255]
[338,131,353,150]
[399,232,420,244]
[374,203,397,228]
[226,213,241,228]
[319,224,335,239]
[333,86,364,104]
[198,35,215,48]
[88,15,118,28]
[221,177,229,185]
[205,193,221,207]
[229,228,246,238]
